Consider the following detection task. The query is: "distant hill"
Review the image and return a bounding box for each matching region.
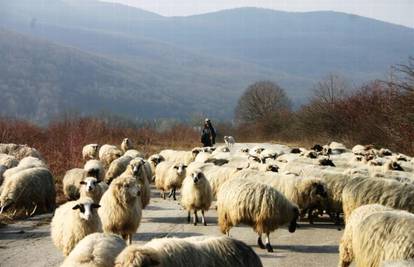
[1,1,413,122]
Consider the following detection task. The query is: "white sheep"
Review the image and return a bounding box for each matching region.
[154,161,187,200]
[61,232,126,267]
[99,144,123,167]
[51,197,101,256]
[123,149,144,159]
[104,155,133,184]
[2,156,47,179]
[338,204,393,267]
[98,175,142,245]
[121,158,151,208]
[217,179,299,252]
[347,208,414,267]
[180,169,213,225]
[0,153,18,169]
[0,143,43,160]
[329,141,347,154]
[224,136,236,148]
[121,138,134,153]
[114,236,263,267]
[79,177,108,203]
[0,167,55,217]
[159,148,201,165]
[342,177,414,222]
[148,154,165,175]
[82,144,100,160]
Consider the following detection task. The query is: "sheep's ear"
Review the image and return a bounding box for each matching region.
[80,181,86,185]
[173,166,179,169]
[91,203,100,209]
[183,165,187,168]
[72,204,81,210]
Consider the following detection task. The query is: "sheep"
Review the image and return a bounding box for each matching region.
[61,232,126,267]
[79,177,108,203]
[121,158,151,208]
[154,161,187,200]
[180,169,213,226]
[99,144,123,167]
[159,149,200,165]
[217,179,299,252]
[352,144,366,155]
[0,143,43,160]
[201,164,240,198]
[224,136,236,148]
[121,138,134,153]
[0,153,18,169]
[124,149,144,159]
[104,155,133,184]
[148,154,165,175]
[114,236,263,267]
[98,175,142,244]
[51,197,101,256]
[346,209,414,267]
[3,156,47,179]
[63,160,105,200]
[0,167,55,216]
[0,165,6,185]
[338,204,393,267]
[82,144,100,160]
[329,141,347,154]
[342,177,414,222]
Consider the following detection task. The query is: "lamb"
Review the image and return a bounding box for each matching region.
[124,149,144,159]
[121,158,151,208]
[342,177,414,222]
[114,236,263,267]
[51,197,101,256]
[0,143,43,160]
[159,149,200,165]
[180,169,213,225]
[148,154,165,175]
[104,155,133,184]
[217,179,299,252]
[0,167,55,216]
[79,177,108,203]
[99,144,123,167]
[63,160,105,200]
[338,204,393,267]
[154,161,187,200]
[121,138,134,153]
[344,208,414,267]
[61,232,126,267]
[98,175,142,244]
[82,144,100,160]
[0,153,18,169]
[224,136,236,148]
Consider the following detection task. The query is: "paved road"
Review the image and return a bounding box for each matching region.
[0,187,342,267]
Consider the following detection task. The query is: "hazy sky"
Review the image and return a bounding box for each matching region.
[102,0,414,28]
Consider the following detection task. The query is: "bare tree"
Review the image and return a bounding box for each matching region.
[388,57,414,93]
[312,73,348,104]
[235,81,291,124]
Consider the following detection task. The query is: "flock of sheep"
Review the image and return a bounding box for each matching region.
[0,137,414,266]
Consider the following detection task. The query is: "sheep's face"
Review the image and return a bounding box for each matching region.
[173,164,187,176]
[72,201,100,221]
[389,161,404,171]
[80,177,98,192]
[254,147,265,154]
[92,144,99,152]
[241,148,249,153]
[266,164,279,172]
[191,148,202,157]
[0,197,13,214]
[86,168,101,180]
[191,170,203,184]
[289,206,299,233]
[130,159,145,176]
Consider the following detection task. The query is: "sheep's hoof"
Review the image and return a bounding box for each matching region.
[257,237,266,249]
[193,222,197,226]
[266,244,274,252]
[203,222,207,226]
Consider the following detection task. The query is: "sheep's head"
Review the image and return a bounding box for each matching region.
[310,181,328,199]
[319,158,335,167]
[290,148,301,154]
[266,164,279,172]
[289,206,299,233]
[150,154,164,167]
[0,197,13,214]
[241,148,250,153]
[117,247,160,267]
[129,158,145,176]
[191,148,202,157]
[388,161,404,171]
[72,198,100,221]
[254,147,265,154]
[80,177,98,192]
[92,144,99,152]
[112,176,140,203]
[311,144,323,152]
[173,164,187,176]
[190,170,204,184]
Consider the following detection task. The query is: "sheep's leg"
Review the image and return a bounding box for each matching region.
[168,189,173,198]
[173,189,177,201]
[257,234,266,249]
[201,210,207,226]
[128,234,132,245]
[308,209,314,224]
[187,211,191,223]
[161,191,166,199]
[29,205,38,217]
[265,233,274,252]
[193,210,198,225]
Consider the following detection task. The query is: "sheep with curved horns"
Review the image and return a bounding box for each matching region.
[63,160,104,200]
[0,167,55,217]
[217,179,299,252]
[98,175,142,245]
[338,204,393,267]
[79,177,108,204]
[82,144,100,160]
[61,232,126,267]
[154,161,187,200]
[114,235,263,267]
[180,169,213,225]
[345,208,414,267]
[99,144,123,167]
[121,158,151,208]
[51,197,101,256]
[342,177,414,223]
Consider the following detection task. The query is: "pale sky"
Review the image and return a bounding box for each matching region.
[102,0,414,28]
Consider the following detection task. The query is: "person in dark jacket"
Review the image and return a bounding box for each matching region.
[201,118,216,147]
